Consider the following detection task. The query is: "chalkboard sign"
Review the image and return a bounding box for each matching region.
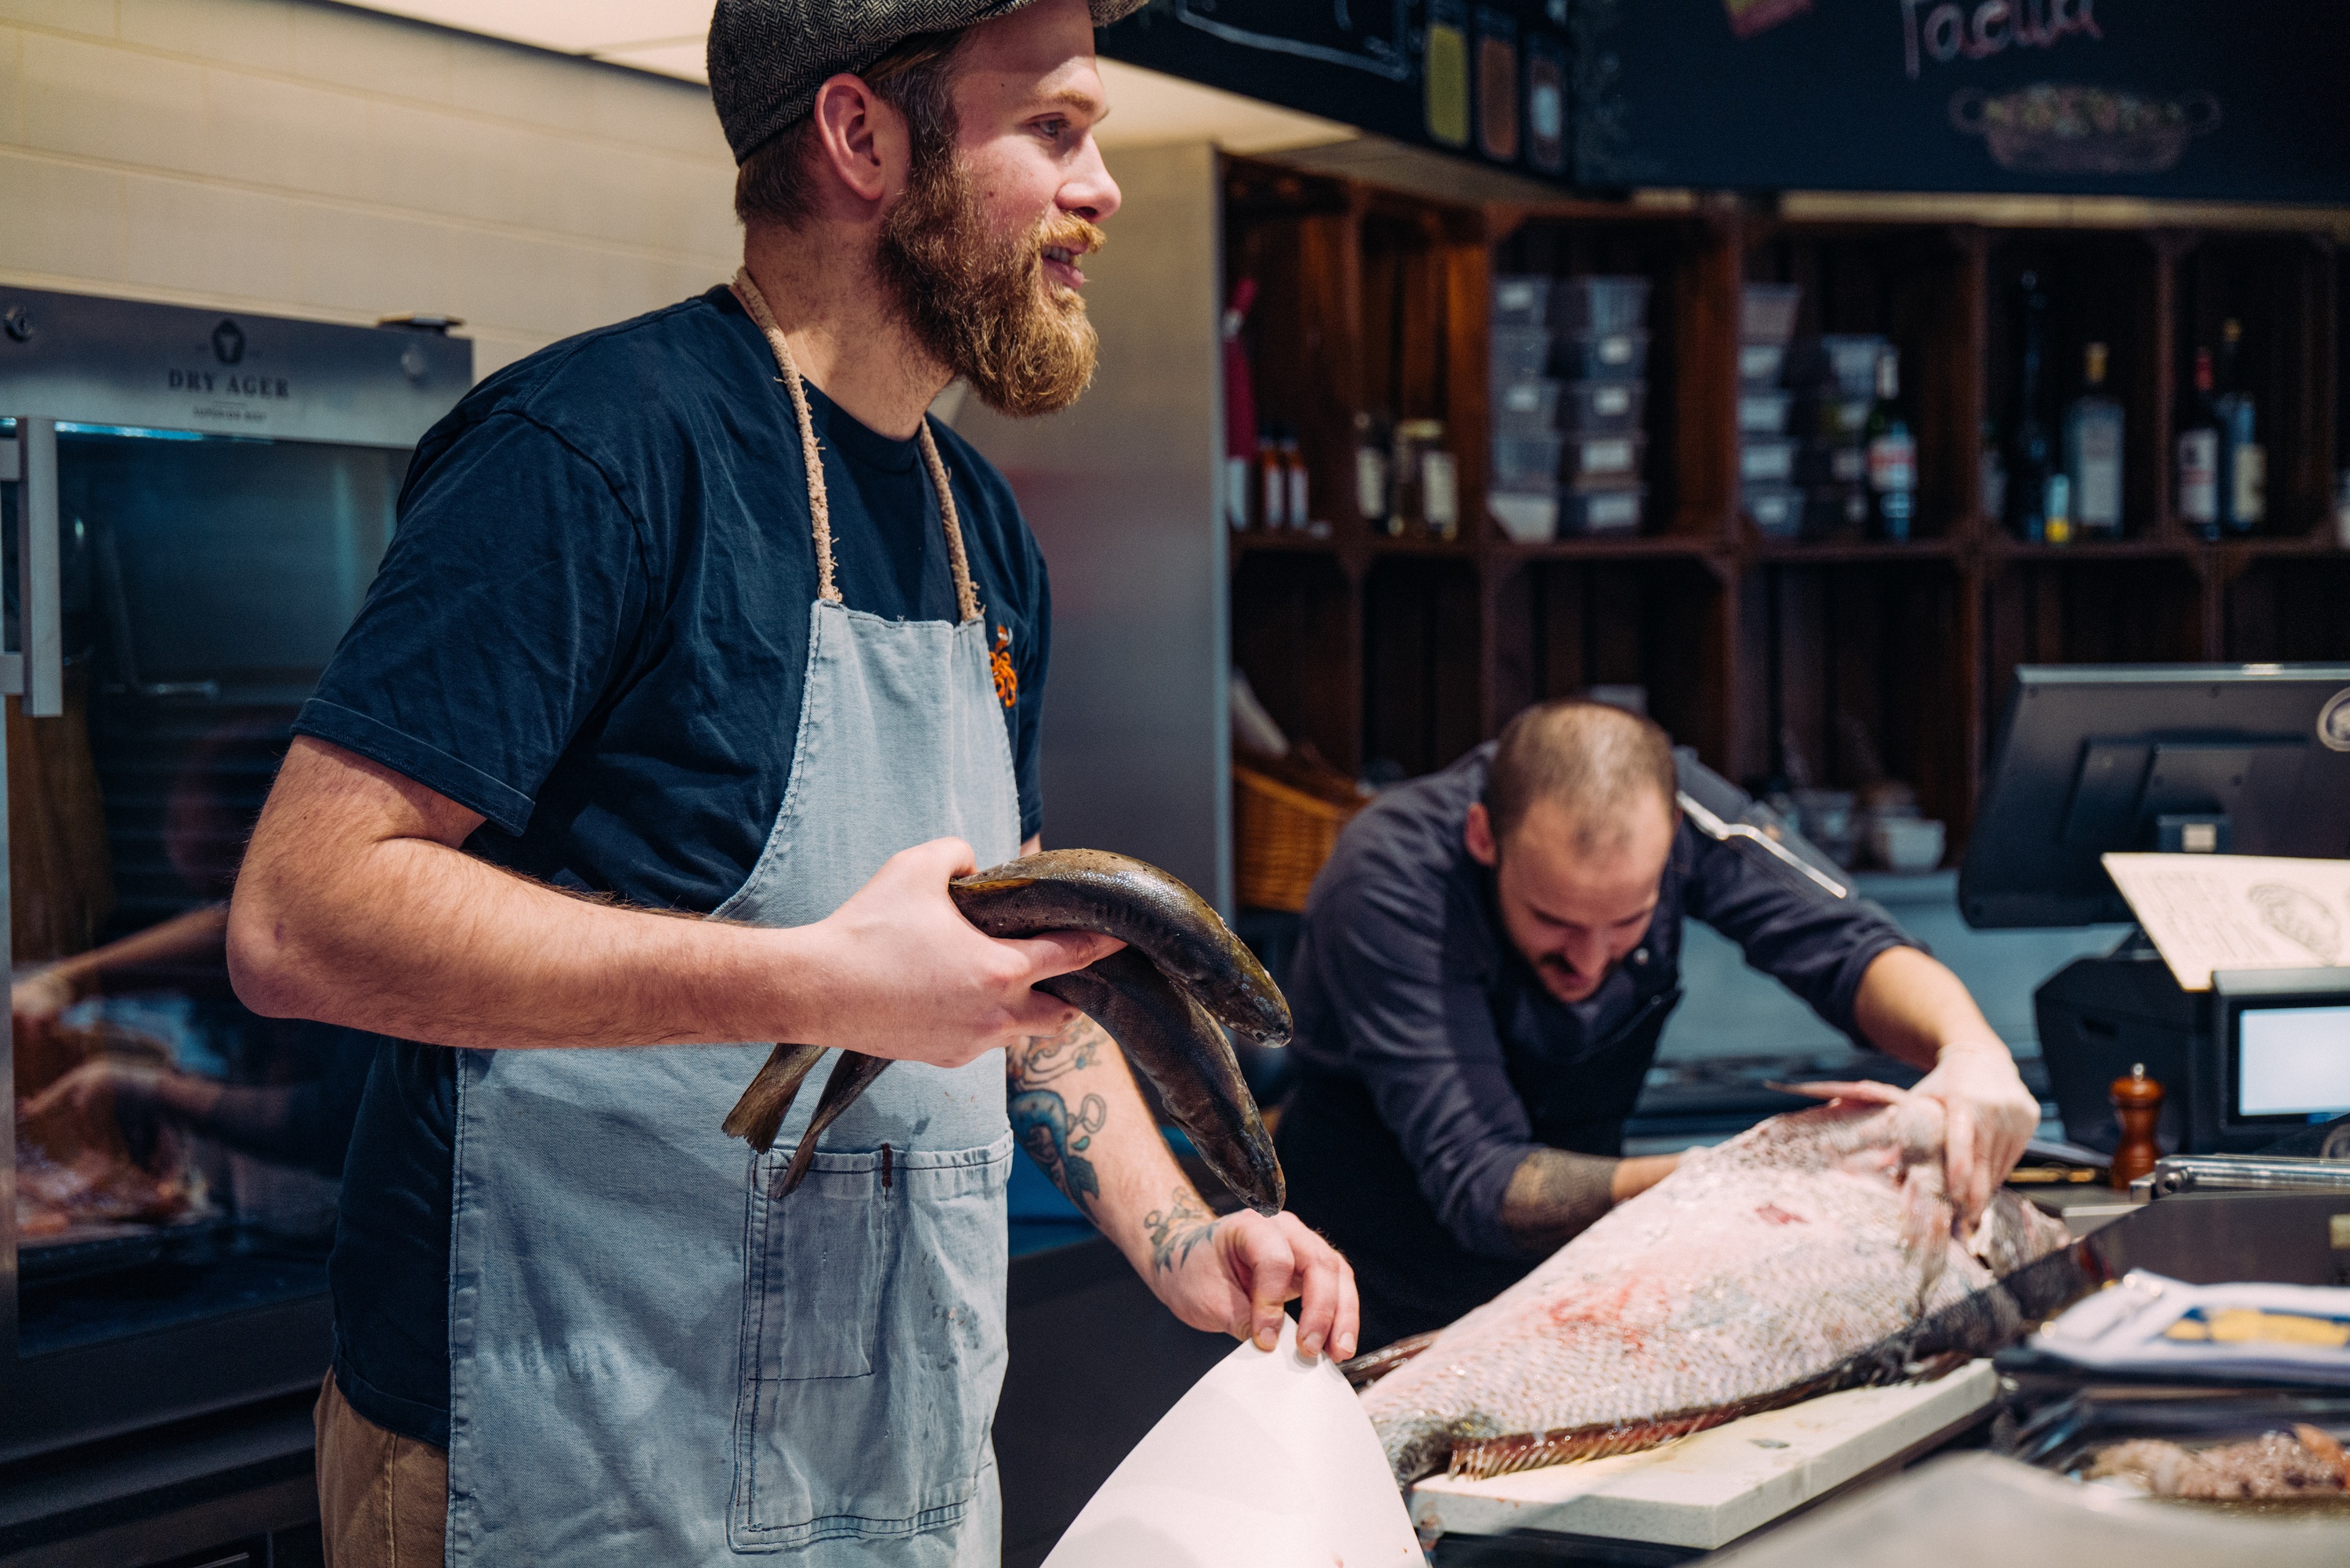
[1576,0,2350,201]
[1099,1,2350,204]
[1100,1,1580,179]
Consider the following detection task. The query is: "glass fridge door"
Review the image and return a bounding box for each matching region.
[5,420,403,1451]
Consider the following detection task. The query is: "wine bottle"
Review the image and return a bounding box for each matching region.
[2176,348,2221,541]
[2006,272,2054,543]
[1864,347,1917,542]
[2214,318,2265,533]
[2063,342,2125,539]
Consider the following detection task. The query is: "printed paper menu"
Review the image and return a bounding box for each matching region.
[2102,853,2350,991]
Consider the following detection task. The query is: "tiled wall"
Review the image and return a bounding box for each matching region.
[0,0,739,377]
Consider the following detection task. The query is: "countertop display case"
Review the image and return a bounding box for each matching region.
[2,287,469,1462]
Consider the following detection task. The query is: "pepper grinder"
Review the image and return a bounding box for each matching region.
[2110,1062,2164,1190]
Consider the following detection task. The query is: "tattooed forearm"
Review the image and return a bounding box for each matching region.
[1008,1015,1112,1213]
[1142,1187,1217,1273]
[1006,1014,1104,1087]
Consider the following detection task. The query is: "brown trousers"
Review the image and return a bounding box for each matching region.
[314,1372,448,1568]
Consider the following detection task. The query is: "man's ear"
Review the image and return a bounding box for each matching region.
[807,72,912,208]
[1465,801,1499,869]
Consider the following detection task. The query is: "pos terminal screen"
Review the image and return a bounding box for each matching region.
[2237,1005,2350,1118]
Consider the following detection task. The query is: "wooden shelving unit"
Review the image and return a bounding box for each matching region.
[1220,157,2348,862]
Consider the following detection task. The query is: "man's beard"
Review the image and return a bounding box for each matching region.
[878,148,1102,419]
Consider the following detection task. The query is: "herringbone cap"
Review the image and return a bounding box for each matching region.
[709,0,1147,164]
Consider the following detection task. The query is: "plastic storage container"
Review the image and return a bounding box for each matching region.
[1560,485,1645,536]
[1744,485,1802,539]
[1555,329,1648,381]
[1489,490,1559,544]
[1491,275,1554,327]
[1738,341,1788,385]
[1554,276,1651,334]
[1491,326,1553,381]
[1563,432,1645,484]
[1737,389,1793,435]
[1493,377,1564,429]
[1739,283,1802,344]
[1491,433,1565,490]
[1560,380,1647,434]
[1739,438,1798,484]
[1788,335,1888,399]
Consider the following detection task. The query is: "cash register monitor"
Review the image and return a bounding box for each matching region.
[1961,664,2350,929]
[2218,969,2350,1129]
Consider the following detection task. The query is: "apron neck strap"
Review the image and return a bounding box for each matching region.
[732,267,981,623]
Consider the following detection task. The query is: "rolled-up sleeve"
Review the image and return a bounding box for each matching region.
[1682,829,1918,1044]
[1305,856,1542,1261]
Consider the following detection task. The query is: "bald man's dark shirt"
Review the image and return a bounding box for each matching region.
[1277,743,1915,1348]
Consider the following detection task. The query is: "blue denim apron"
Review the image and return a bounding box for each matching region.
[443,271,1021,1564]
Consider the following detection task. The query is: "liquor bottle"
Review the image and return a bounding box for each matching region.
[2005,272,2055,544]
[1281,432,1308,532]
[2044,471,2073,546]
[2175,348,2221,541]
[1256,428,1285,530]
[1979,418,2007,529]
[1864,347,1916,543]
[1354,411,1392,535]
[2214,318,2265,533]
[2063,342,2125,540]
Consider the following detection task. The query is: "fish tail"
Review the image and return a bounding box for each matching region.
[723,1042,829,1153]
[776,1051,891,1197]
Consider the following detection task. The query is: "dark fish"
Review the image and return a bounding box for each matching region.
[1034,946,1282,1215]
[725,851,1289,1214]
[949,850,1291,1047]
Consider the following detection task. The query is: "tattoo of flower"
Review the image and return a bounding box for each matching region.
[1144,1188,1217,1274]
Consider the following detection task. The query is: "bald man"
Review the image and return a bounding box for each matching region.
[1278,699,2040,1351]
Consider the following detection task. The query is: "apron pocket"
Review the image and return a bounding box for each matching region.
[743,1146,889,1381]
[731,1137,1011,1550]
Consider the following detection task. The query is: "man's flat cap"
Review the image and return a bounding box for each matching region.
[710,0,1147,164]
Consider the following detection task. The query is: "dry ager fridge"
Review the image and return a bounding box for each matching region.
[1,287,468,1459]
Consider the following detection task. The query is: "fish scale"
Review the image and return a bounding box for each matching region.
[1361,1085,2074,1484]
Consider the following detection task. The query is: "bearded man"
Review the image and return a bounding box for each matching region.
[224,3,1356,1562]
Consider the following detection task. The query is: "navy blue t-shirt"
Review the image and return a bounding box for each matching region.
[301,287,1051,1447]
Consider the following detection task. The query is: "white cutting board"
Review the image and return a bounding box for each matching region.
[1043,1315,1424,1568]
[1409,1359,1998,1551]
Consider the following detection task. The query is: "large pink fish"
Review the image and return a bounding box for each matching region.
[1359,1083,2075,1483]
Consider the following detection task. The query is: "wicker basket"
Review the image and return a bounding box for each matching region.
[1233,764,1364,912]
